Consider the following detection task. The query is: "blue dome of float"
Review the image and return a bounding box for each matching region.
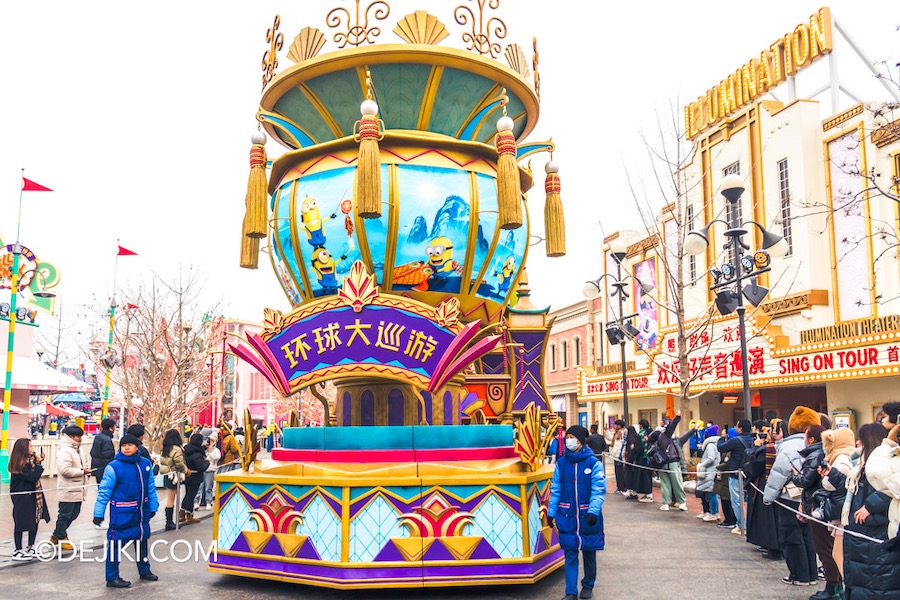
[255,7,552,324]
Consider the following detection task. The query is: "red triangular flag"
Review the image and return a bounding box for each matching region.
[22,177,52,192]
[125,303,139,310]
[117,245,138,256]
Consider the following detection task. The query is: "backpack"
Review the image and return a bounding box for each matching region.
[741,443,767,481]
[648,440,668,469]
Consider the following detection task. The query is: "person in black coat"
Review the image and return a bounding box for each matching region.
[180,433,209,525]
[585,424,608,457]
[8,438,51,560]
[90,419,116,478]
[834,424,900,599]
[744,421,782,559]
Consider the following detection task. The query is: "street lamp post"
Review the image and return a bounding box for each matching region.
[583,243,647,425]
[684,175,788,421]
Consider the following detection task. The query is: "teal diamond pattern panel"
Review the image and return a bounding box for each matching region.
[218,491,256,550]
[528,494,542,555]
[470,493,522,558]
[349,495,405,562]
[298,495,341,562]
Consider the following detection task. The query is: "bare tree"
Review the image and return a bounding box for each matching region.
[107,270,222,452]
[622,104,796,433]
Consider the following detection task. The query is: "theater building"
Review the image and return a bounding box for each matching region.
[578,7,900,430]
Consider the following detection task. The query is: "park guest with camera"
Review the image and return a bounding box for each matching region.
[8,438,50,560]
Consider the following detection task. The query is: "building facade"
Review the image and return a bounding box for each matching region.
[545,298,604,429]
[579,9,900,430]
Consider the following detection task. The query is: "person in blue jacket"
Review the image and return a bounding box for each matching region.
[547,425,606,600]
[93,433,160,588]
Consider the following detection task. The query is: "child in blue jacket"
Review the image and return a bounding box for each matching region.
[93,434,160,588]
[548,425,606,600]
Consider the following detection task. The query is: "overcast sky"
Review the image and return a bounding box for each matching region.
[1,0,897,329]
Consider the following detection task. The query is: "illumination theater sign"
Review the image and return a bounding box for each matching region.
[229,262,499,395]
[684,7,833,140]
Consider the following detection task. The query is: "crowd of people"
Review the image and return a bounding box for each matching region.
[598,403,900,600]
[6,418,248,588]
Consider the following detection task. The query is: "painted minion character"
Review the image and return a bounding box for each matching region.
[494,256,516,293]
[311,247,345,294]
[300,197,336,248]
[425,237,463,276]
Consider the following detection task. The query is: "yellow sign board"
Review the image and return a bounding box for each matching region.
[800,315,900,344]
[684,7,833,140]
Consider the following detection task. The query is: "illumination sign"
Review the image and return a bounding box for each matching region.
[684,7,833,140]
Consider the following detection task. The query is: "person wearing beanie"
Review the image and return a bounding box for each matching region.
[51,425,90,551]
[696,424,722,523]
[765,408,819,586]
[94,433,159,588]
[548,424,606,600]
[125,424,152,463]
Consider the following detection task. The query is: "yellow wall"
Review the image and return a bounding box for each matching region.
[826,377,900,427]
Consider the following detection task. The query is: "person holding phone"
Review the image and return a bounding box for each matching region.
[8,438,51,560]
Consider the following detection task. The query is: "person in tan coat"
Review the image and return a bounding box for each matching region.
[52,426,91,550]
[158,429,187,530]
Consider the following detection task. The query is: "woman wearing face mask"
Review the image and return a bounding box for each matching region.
[547,425,606,600]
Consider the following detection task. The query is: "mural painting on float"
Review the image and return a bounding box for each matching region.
[392,165,470,295]
[293,167,362,298]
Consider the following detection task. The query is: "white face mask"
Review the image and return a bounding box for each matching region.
[565,439,580,452]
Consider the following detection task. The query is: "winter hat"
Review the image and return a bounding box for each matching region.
[126,424,145,438]
[823,428,855,463]
[705,424,719,437]
[727,427,738,439]
[788,406,821,435]
[120,434,141,448]
[63,425,84,437]
[565,425,589,445]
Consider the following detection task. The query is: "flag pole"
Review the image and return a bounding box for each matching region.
[0,169,26,482]
[101,245,120,420]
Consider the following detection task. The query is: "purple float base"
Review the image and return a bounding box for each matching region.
[209,547,564,589]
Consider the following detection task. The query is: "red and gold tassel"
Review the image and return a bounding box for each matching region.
[543,160,566,257]
[496,106,522,230]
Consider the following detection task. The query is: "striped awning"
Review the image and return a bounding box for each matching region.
[550,395,566,412]
[2,357,94,394]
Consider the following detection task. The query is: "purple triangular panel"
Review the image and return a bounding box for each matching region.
[468,538,501,560]
[422,541,455,562]
[373,540,405,562]
[261,536,284,557]
[533,532,547,555]
[229,534,251,553]
[297,537,322,561]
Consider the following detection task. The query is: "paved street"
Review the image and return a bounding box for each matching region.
[0,478,827,599]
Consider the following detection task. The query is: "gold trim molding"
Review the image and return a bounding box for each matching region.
[823,103,863,132]
[759,289,829,317]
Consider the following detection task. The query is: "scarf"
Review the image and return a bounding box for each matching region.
[765,442,777,478]
[32,459,46,523]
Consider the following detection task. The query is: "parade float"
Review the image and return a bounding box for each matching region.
[211,1,570,588]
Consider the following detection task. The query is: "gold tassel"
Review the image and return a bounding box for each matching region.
[495,102,522,230]
[543,161,566,257]
[244,131,268,238]
[355,71,382,219]
[239,209,260,269]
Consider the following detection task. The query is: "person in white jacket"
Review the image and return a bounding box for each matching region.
[695,425,721,522]
[764,405,820,586]
[864,422,900,539]
[52,426,92,551]
[196,430,221,510]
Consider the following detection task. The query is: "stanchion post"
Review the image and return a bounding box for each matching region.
[738,470,746,536]
[175,480,181,531]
